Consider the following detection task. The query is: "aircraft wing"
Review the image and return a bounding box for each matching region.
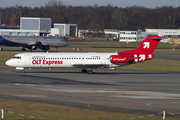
[22,41,51,51]
[71,63,109,68]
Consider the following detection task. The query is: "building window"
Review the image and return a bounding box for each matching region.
[131,37,136,40]
[131,32,136,34]
[120,37,125,39]
[108,34,112,38]
[87,34,91,38]
[168,35,172,38]
[97,34,101,38]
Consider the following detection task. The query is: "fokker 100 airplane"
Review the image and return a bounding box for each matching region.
[0,36,69,51]
[6,36,164,74]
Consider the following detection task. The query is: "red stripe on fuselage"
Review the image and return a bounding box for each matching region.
[1,36,30,45]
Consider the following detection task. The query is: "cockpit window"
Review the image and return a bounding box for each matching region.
[13,56,21,59]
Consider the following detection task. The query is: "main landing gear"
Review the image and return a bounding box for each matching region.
[56,47,58,52]
[21,48,26,51]
[81,69,93,74]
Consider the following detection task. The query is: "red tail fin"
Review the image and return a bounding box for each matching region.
[118,36,164,63]
[134,36,164,54]
[120,36,164,54]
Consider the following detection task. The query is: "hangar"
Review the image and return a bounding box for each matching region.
[20,17,78,37]
[20,17,51,36]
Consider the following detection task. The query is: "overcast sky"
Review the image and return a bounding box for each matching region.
[0,0,180,8]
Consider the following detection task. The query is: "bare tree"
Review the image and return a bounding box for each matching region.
[10,14,16,25]
[86,23,105,37]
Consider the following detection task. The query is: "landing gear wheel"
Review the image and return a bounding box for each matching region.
[21,70,25,73]
[56,47,58,52]
[88,70,93,74]
[22,48,26,51]
[82,69,87,73]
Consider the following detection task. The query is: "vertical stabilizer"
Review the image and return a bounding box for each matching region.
[134,36,164,54]
[118,36,164,63]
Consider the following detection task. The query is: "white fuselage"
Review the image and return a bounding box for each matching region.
[6,52,126,69]
[5,36,164,73]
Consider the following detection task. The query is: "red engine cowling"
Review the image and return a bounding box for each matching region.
[110,55,133,63]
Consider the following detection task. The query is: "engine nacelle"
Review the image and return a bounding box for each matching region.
[42,44,51,50]
[110,55,134,63]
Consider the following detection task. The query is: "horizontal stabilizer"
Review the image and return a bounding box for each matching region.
[150,37,164,40]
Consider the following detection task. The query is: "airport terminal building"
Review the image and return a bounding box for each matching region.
[119,31,137,42]
[145,29,180,38]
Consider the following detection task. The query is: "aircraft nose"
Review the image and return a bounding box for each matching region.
[63,41,69,46]
[5,59,14,67]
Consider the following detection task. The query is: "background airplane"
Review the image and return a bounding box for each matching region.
[5,36,164,74]
[0,36,69,51]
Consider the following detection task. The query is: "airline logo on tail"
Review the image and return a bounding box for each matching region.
[134,41,152,62]
[134,54,154,63]
[143,42,150,49]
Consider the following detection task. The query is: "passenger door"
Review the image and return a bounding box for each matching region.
[25,54,30,66]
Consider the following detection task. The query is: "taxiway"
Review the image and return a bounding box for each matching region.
[0,69,180,115]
